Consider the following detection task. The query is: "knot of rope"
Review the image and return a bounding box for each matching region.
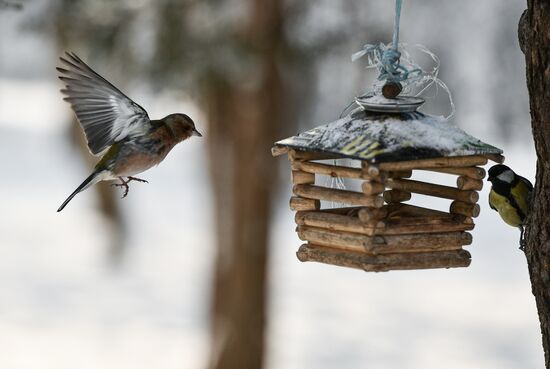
[352,43,420,83]
[345,0,455,119]
[351,0,419,84]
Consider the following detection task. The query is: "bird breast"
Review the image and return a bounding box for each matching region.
[111,138,175,177]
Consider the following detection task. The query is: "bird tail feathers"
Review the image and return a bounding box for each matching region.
[57,171,105,212]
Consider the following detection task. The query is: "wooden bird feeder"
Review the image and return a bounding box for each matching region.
[272,103,503,272]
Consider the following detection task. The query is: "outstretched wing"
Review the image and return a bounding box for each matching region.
[57,52,152,155]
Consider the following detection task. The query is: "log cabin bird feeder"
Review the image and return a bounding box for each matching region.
[272,107,503,272]
[271,0,504,271]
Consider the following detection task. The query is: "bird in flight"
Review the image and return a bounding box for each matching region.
[57,52,202,212]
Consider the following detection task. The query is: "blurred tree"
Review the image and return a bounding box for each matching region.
[0,0,22,10]
[519,3,550,368]
[151,1,347,367]
[156,0,290,367]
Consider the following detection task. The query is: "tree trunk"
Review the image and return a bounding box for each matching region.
[204,0,285,368]
[519,2,550,367]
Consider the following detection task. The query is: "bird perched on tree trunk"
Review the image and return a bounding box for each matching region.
[56,52,202,212]
[487,164,533,250]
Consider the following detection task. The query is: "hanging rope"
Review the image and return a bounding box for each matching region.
[352,0,419,83]
[346,0,456,119]
[392,0,401,49]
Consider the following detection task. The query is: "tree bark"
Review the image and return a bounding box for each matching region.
[519,2,550,367]
[204,0,285,368]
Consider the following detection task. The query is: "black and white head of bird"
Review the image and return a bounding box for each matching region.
[488,164,515,185]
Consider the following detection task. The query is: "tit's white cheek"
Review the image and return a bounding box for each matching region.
[497,170,514,183]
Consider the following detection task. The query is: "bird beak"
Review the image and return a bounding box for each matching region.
[487,176,494,182]
[192,128,202,137]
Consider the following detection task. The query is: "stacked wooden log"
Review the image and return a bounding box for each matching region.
[276,147,504,272]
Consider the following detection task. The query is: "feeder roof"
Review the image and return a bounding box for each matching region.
[273,110,502,163]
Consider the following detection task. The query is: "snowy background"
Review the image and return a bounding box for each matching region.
[0,1,541,369]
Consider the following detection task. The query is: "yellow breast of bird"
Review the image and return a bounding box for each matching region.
[489,189,523,227]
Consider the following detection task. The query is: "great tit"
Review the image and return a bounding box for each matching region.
[487,164,533,249]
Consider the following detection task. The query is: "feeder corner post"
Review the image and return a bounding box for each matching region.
[519,4,550,368]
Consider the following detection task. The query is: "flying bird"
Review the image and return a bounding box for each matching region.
[487,164,533,249]
[56,52,202,212]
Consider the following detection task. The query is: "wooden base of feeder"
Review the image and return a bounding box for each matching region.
[297,226,472,254]
[294,202,474,272]
[273,148,504,272]
[297,244,472,272]
[295,207,474,236]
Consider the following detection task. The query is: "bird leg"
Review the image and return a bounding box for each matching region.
[111,176,149,199]
[519,225,526,251]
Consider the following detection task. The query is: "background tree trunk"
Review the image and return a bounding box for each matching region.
[204,0,285,368]
[519,2,550,367]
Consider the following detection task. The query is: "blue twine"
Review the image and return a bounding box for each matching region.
[346,0,456,119]
[392,0,402,50]
[352,0,420,83]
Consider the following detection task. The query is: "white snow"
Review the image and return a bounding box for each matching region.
[279,112,500,161]
[354,114,481,154]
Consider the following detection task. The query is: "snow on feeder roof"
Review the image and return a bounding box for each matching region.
[272,109,503,163]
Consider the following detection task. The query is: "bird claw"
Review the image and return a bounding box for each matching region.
[111,176,148,199]
[127,176,149,184]
[519,226,527,252]
[111,180,130,199]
